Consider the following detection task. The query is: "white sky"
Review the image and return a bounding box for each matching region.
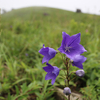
[1,0,100,15]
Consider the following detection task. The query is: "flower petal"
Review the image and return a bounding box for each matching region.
[45,72,56,85]
[39,47,49,56]
[45,73,54,80]
[45,73,56,85]
[66,44,87,59]
[51,75,56,85]
[42,56,49,63]
[43,63,54,72]
[48,48,57,58]
[71,55,87,69]
[61,32,70,47]
[52,66,60,76]
[58,45,65,53]
[72,55,87,63]
[72,63,83,69]
[68,33,81,46]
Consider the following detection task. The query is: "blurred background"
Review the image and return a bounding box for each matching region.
[1,0,100,15]
[0,0,100,100]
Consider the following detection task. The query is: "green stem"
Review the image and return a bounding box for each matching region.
[15,92,29,99]
[67,66,70,100]
[65,58,70,100]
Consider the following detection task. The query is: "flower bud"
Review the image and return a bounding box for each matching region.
[64,79,67,84]
[25,53,28,56]
[63,87,71,95]
[76,70,85,77]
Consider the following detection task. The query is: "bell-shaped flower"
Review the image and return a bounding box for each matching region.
[43,63,60,85]
[58,32,87,59]
[71,55,87,69]
[39,44,57,63]
[76,69,85,77]
[63,87,71,95]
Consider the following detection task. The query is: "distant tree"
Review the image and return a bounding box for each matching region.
[76,9,82,13]
[11,8,15,11]
[43,13,49,16]
[2,9,7,14]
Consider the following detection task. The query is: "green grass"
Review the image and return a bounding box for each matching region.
[1,6,100,99]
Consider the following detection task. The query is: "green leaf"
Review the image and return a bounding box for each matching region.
[15,85,20,95]
[0,97,5,100]
[21,82,27,93]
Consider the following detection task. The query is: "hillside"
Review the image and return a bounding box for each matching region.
[1,7,100,99]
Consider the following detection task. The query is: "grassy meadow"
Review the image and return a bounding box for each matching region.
[1,6,100,100]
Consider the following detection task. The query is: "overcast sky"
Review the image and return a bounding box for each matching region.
[1,0,100,15]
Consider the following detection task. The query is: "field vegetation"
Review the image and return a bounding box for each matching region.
[0,7,100,100]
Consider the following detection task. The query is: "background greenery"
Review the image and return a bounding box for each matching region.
[0,7,100,100]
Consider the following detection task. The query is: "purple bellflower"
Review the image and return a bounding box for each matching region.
[71,55,87,69]
[25,53,28,56]
[43,63,60,85]
[76,69,85,77]
[58,32,87,59]
[39,44,57,63]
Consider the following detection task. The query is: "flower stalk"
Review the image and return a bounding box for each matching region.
[39,32,87,100]
[65,58,70,100]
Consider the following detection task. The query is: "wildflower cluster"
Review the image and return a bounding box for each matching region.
[39,32,87,98]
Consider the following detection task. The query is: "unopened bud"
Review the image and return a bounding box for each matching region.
[63,87,71,95]
[64,79,67,83]
[76,70,85,77]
